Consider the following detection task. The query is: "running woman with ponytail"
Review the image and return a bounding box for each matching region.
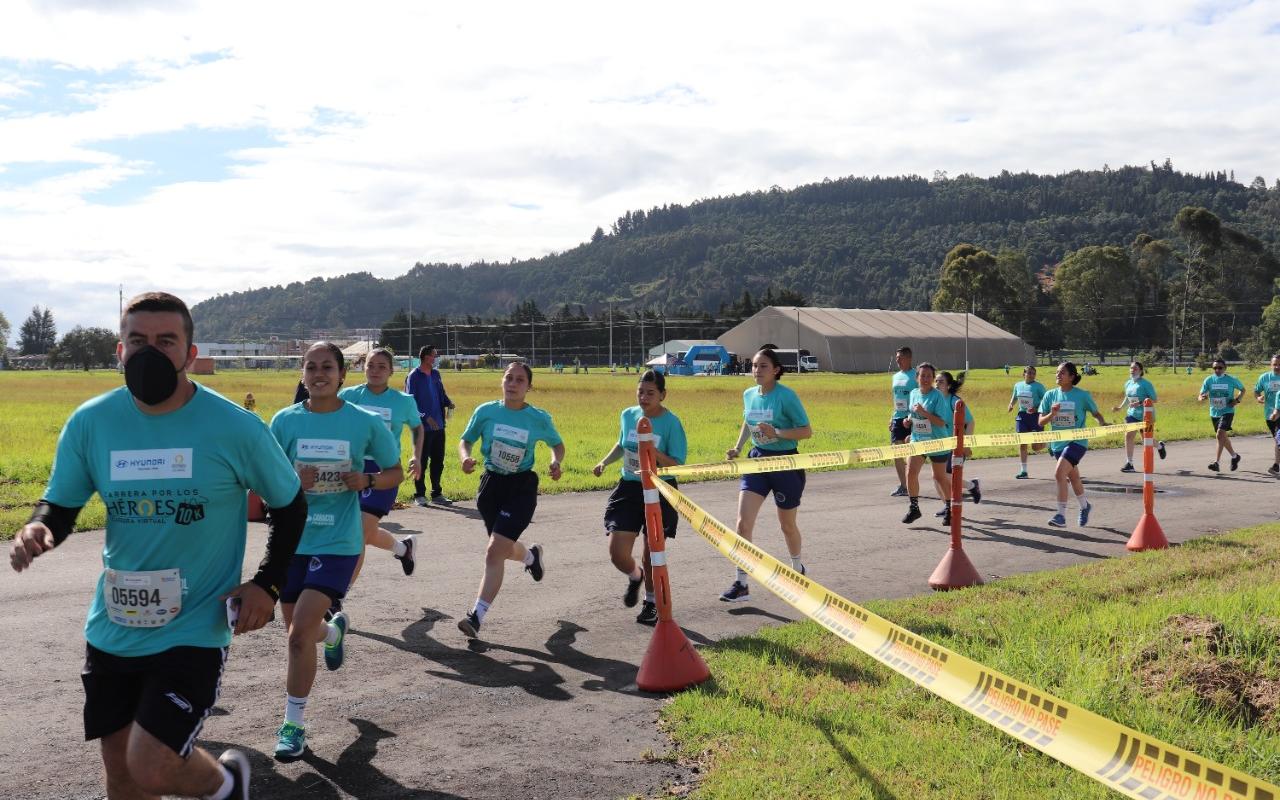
[268,342,402,761]
[456,362,565,638]
[592,370,687,626]
[338,347,423,586]
[1006,365,1046,478]
[1112,360,1164,472]
[1038,361,1106,528]
[937,370,980,512]
[720,348,812,603]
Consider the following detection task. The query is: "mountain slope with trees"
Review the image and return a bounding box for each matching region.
[190,162,1280,355]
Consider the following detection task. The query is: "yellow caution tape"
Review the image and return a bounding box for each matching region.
[650,477,1278,800]
[657,422,1145,479]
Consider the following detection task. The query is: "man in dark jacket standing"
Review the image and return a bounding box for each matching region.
[405,345,456,505]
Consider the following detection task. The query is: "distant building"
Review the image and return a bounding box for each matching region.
[717,307,1035,373]
[648,339,717,358]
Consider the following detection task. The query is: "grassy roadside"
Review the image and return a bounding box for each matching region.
[1,366,1275,537]
[658,524,1280,799]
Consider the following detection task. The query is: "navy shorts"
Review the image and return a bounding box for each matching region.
[923,452,949,465]
[889,418,911,444]
[1015,411,1042,434]
[1267,418,1279,436]
[477,469,539,541]
[1126,414,1143,426]
[1050,442,1088,466]
[358,458,398,518]
[82,643,227,757]
[603,479,677,538]
[739,447,805,510]
[1212,413,1234,433]
[280,554,360,604]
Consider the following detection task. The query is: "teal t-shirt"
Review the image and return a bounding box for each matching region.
[617,406,687,482]
[1039,386,1099,449]
[1123,377,1158,419]
[43,384,301,658]
[270,401,400,557]
[338,384,422,460]
[891,369,918,419]
[461,400,563,474]
[947,393,975,429]
[1010,380,1046,414]
[908,387,953,456]
[743,383,810,452]
[1200,374,1245,418]
[1254,370,1280,417]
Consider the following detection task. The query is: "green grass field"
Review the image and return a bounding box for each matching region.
[0,365,1274,536]
[659,522,1280,799]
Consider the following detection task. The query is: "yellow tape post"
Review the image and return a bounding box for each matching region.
[657,422,1145,479]
[650,477,1278,800]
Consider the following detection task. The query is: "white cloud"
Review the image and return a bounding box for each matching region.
[1,0,1279,337]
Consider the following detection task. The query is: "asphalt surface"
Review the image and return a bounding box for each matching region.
[2,435,1277,799]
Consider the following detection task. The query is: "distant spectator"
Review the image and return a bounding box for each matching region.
[405,345,456,506]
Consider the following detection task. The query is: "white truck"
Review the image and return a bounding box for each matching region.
[771,348,820,373]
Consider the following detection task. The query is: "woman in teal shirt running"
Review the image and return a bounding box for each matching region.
[1038,362,1106,528]
[456,362,565,638]
[1112,361,1163,472]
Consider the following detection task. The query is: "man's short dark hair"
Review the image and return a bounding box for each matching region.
[121,292,194,347]
[896,346,912,357]
[418,345,435,360]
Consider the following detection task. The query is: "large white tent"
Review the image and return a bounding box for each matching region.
[717,307,1035,373]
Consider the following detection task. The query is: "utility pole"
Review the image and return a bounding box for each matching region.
[408,295,414,361]
[640,312,644,366]
[531,318,536,368]
[608,303,613,368]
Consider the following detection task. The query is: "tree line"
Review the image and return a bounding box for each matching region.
[4,306,118,370]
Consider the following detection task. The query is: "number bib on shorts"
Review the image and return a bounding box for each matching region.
[104,568,182,628]
[1054,401,1076,428]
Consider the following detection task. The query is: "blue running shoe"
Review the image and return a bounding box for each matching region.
[1078,503,1092,527]
[324,612,348,671]
[719,581,750,602]
[274,722,306,762]
[1015,469,1029,480]
[1047,513,1067,528]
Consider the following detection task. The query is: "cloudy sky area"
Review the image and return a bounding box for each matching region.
[1,0,1279,341]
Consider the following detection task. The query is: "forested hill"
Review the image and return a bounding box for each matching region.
[191,164,1280,339]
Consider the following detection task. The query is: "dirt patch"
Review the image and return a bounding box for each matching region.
[1137,614,1279,727]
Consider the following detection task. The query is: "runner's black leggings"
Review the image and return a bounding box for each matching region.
[414,429,447,496]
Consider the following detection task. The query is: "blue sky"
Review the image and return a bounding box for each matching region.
[1,0,1279,342]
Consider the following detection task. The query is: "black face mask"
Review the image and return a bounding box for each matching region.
[124,345,180,406]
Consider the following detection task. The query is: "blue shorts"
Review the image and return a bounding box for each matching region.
[476,469,539,541]
[358,458,397,518]
[281,554,360,604]
[1125,414,1143,425]
[889,418,911,444]
[739,447,805,510]
[1015,411,1042,434]
[1050,442,1087,466]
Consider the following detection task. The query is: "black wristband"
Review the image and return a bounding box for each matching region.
[28,500,82,546]
[249,574,281,602]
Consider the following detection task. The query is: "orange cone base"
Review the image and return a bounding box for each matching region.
[1127,513,1168,551]
[928,547,983,591]
[636,619,711,693]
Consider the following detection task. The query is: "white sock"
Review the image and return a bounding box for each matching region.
[204,766,235,800]
[522,549,535,567]
[474,598,491,623]
[285,694,307,726]
[790,554,803,571]
[645,591,656,603]
[392,539,407,557]
[1076,492,1089,509]
[1057,502,1067,516]
[735,567,748,584]
[323,621,341,646]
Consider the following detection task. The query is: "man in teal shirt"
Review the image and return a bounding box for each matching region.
[888,346,917,497]
[8,292,306,800]
[1199,358,1246,472]
[1253,353,1280,474]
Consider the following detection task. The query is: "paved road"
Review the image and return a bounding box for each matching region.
[1,436,1276,799]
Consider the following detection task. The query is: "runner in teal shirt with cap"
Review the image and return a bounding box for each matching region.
[1198,358,1246,472]
[1253,353,1280,474]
